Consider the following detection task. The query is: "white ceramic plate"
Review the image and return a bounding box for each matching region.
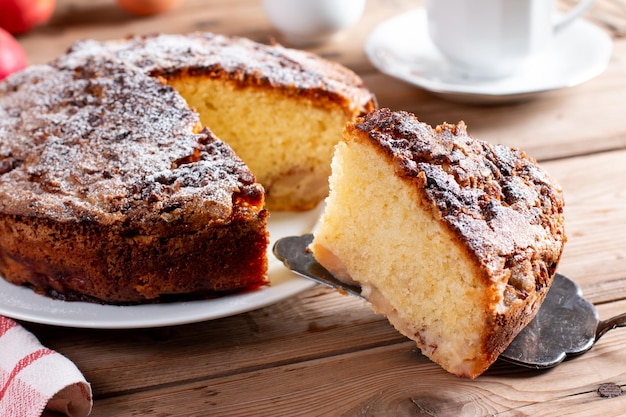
[0,206,322,329]
[365,8,613,104]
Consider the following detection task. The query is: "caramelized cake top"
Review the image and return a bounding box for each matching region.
[350,108,566,303]
[0,60,263,228]
[54,32,376,116]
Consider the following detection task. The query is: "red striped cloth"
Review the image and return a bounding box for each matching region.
[0,316,92,417]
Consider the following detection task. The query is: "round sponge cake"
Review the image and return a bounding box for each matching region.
[0,32,375,304]
[0,60,268,304]
[311,108,566,378]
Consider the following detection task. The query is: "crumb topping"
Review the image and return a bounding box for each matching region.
[0,31,375,228]
[0,61,258,226]
[354,109,566,300]
[54,32,375,114]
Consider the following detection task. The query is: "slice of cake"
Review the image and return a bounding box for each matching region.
[311,109,566,378]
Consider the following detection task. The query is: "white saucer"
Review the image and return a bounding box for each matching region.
[365,8,613,104]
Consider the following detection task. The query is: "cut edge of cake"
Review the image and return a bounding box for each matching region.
[311,108,566,378]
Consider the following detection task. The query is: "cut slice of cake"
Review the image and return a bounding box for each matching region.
[311,109,566,378]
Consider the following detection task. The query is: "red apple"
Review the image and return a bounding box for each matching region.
[0,27,28,80]
[116,0,181,16]
[0,0,56,35]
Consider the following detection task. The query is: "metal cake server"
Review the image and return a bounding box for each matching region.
[273,234,626,369]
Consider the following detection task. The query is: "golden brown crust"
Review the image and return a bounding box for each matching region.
[55,33,376,118]
[0,209,269,304]
[0,31,378,303]
[351,109,565,297]
[343,108,566,377]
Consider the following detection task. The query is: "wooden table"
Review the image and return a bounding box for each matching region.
[12,0,626,415]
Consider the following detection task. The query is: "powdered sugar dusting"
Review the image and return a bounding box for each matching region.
[0,61,255,225]
[55,33,374,111]
[356,109,566,294]
[0,31,374,226]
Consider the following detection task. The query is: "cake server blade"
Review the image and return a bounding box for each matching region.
[273,234,365,300]
[273,234,626,369]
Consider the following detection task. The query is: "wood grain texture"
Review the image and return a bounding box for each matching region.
[545,150,626,300]
[88,316,626,417]
[24,287,403,396]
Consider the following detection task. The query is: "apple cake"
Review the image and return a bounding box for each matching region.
[311,108,566,378]
[0,32,375,304]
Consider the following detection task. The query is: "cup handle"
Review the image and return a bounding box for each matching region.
[554,0,595,32]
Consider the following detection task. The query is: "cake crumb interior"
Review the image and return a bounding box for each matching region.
[169,77,347,211]
[313,137,493,375]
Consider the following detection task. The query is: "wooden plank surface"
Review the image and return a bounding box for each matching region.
[64,300,626,417]
[8,0,626,416]
[545,150,626,299]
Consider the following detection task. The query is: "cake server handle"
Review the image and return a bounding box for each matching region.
[595,313,626,342]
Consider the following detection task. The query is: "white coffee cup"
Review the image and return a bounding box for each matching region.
[262,0,366,46]
[424,0,596,80]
